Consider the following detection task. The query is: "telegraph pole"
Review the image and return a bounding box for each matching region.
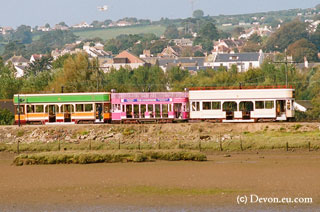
[272,49,299,88]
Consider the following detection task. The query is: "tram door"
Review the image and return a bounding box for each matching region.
[95,103,103,121]
[174,103,182,119]
[276,100,286,117]
[48,105,56,123]
[63,104,72,123]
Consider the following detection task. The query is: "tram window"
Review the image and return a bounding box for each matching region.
[162,104,168,117]
[27,105,35,113]
[223,102,237,112]
[85,104,93,112]
[287,101,291,110]
[265,101,274,109]
[16,106,25,115]
[212,102,221,110]
[104,104,110,113]
[255,101,264,109]
[169,104,172,112]
[203,102,211,110]
[148,105,153,113]
[192,102,200,111]
[76,104,84,112]
[36,105,44,113]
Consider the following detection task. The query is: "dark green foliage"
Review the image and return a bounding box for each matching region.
[164,25,179,39]
[0,108,14,125]
[193,10,204,19]
[25,56,53,76]
[13,150,207,166]
[12,25,32,44]
[265,20,308,52]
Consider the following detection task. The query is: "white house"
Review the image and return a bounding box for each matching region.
[209,50,264,72]
[6,55,29,77]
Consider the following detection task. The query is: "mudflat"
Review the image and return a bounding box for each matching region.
[0,151,319,211]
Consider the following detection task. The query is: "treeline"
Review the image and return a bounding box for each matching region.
[1,52,320,119]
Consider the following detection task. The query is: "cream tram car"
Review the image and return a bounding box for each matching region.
[189,86,295,122]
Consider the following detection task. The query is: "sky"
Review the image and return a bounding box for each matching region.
[0,0,319,28]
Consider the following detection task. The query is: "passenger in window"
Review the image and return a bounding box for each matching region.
[98,104,103,121]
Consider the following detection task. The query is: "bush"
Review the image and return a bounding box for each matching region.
[0,108,14,125]
[13,150,207,166]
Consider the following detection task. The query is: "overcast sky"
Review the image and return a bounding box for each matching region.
[0,0,319,27]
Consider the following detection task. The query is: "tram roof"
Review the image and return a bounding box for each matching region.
[13,92,110,104]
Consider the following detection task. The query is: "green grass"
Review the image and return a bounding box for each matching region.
[13,150,207,166]
[73,25,166,40]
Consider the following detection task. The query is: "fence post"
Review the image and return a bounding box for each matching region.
[240,136,243,151]
[118,138,120,150]
[17,140,20,155]
[89,140,92,151]
[199,140,202,152]
[219,134,223,151]
[58,140,61,151]
[286,142,289,152]
[308,142,311,152]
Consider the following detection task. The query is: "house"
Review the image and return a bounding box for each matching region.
[72,22,91,29]
[158,57,205,72]
[208,50,264,72]
[213,39,245,53]
[83,42,112,59]
[171,38,193,47]
[30,54,45,63]
[239,26,273,39]
[101,50,147,72]
[53,24,69,31]
[37,26,51,32]
[294,100,313,112]
[1,26,14,35]
[116,21,132,27]
[159,45,203,58]
[6,55,29,77]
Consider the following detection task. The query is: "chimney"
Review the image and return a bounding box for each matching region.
[304,56,309,68]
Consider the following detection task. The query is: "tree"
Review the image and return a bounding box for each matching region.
[164,25,179,39]
[310,25,320,51]
[248,33,262,44]
[231,27,245,38]
[287,39,318,62]
[150,40,167,55]
[25,56,53,76]
[198,22,219,41]
[193,10,204,19]
[12,25,32,44]
[45,23,50,28]
[58,22,68,27]
[48,53,103,92]
[0,59,22,99]
[265,20,308,52]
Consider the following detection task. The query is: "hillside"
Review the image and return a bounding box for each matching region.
[73,25,166,40]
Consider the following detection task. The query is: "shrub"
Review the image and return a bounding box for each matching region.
[0,108,14,125]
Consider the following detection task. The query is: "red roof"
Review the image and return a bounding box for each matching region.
[115,50,145,64]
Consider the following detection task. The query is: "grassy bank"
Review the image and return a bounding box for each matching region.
[2,130,320,153]
[13,150,207,166]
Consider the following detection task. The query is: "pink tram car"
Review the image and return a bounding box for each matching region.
[111,91,189,123]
